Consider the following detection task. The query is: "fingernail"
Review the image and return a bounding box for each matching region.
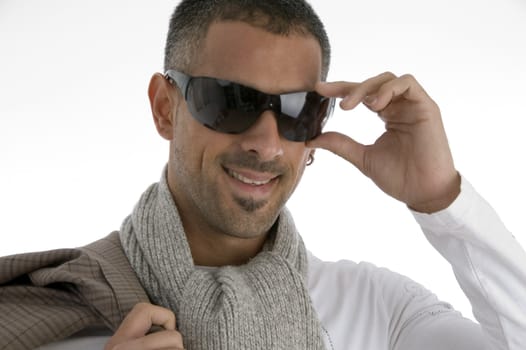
[363,95,376,105]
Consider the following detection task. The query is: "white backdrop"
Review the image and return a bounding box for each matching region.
[1,0,525,322]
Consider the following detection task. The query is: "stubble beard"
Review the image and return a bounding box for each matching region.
[233,196,268,213]
[200,186,282,239]
[196,175,287,240]
[172,142,291,239]
[201,151,290,238]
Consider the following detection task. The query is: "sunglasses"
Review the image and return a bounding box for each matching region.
[165,70,335,142]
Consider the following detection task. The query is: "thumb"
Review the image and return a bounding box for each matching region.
[307,132,366,173]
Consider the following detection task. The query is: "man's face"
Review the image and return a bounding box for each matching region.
[167,21,323,239]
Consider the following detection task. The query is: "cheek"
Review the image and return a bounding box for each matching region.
[171,112,204,172]
[176,114,233,173]
[293,143,311,165]
[287,146,311,182]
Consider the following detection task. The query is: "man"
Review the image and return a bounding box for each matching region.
[1,0,524,349]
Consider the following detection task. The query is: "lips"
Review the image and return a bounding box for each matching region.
[226,168,277,186]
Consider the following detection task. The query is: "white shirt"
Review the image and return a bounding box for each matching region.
[39,176,526,349]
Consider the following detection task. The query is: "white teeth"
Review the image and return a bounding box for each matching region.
[227,169,272,186]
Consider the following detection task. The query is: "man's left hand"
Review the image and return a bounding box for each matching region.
[308,72,460,213]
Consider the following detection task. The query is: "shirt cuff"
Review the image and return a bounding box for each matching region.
[410,174,478,233]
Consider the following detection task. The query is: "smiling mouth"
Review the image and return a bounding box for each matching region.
[225,168,277,186]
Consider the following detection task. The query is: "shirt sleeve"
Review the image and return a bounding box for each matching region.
[408,175,526,349]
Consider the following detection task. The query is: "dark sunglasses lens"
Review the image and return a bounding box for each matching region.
[186,78,260,133]
[184,76,332,142]
[278,92,331,141]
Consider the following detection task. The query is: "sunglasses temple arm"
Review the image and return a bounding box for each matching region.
[165,70,191,96]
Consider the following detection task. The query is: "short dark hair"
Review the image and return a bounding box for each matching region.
[164,0,331,79]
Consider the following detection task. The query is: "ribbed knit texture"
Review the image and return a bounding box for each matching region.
[119,171,325,350]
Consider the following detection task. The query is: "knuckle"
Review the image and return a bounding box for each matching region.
[381,71,397,79]
[162,308,177,328]
[176,331,184,343]
[400,73,417,83]
[134,302,151,313]
[158,330,185,347]
[170,329,184,344]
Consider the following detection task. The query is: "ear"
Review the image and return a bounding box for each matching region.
[148,73,178,140]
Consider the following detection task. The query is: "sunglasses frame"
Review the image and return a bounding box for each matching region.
[164,70,335,142]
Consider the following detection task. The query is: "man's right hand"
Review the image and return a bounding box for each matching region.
[104,302,185,350]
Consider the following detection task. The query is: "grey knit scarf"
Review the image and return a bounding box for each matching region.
[119,171,325,349]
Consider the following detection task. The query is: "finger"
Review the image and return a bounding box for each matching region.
[315,72,398,111]
[112,330,185,350]
[363,74,430,112]
[315,81,359,99]
[340,72,397,110]
[113,303,176,341]
[307,132,366,173]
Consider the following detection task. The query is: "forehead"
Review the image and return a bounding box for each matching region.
[190,21,322,94]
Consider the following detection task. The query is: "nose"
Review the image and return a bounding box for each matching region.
[238,110,284,161]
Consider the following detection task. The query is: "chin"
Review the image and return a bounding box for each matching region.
[234,196,268,213]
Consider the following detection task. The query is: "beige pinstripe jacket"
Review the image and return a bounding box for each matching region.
[0,232,149,350]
